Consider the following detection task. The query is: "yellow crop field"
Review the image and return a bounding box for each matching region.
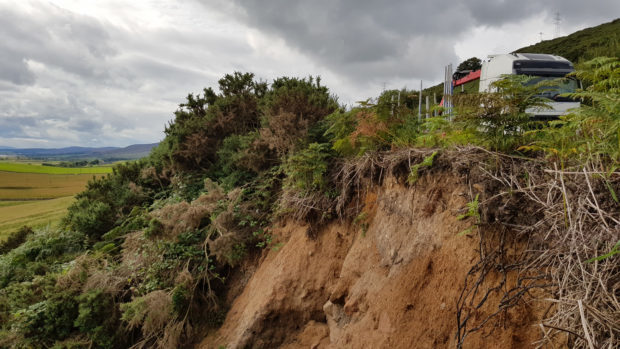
[0,171,104,200]
[0,197,74,239]
[0,164,112,240]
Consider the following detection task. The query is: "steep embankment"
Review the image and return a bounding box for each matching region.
[200,170,544,348]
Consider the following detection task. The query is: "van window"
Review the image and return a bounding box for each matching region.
[513,60,573,76]
[523,77,579,101]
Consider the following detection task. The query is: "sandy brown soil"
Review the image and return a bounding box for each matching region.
[199,173,550,349]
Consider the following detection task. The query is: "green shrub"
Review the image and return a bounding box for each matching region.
[212,133,258,190]
[283,143,332,194]
[74,289,119,349]
[171,284,190,315]
[145,218,164,237]
[324,91,422,155]
[62,199,115,239]
[13,294,78,343]
[0,230,86,287]
[324,109,358,156]
[101,209,148,241]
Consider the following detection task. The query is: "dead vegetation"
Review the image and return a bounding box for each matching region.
[278,147,444,236]
[449,148,619,348]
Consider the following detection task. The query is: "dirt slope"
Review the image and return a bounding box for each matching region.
[199,173,546,349]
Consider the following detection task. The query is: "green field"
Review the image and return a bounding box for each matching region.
[0,162,113,241]
[0,162,113,174]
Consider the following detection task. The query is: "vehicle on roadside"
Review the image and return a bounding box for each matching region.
[446,53,581,120]
[479,53,580,119]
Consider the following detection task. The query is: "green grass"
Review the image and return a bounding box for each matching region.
[0,162,113,174]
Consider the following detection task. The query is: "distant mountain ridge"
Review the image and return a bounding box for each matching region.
[0,143,159,160]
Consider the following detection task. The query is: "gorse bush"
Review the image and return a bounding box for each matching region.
[74,289,120,349]
[63,161,153,239]
[164,72,265,172]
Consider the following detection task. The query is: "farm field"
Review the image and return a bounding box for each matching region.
[0,171,103,200]
[0,161,113,174]
[0,163,112,241]
[0,196,74,236]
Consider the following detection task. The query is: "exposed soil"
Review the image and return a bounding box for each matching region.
[198,172,549,349]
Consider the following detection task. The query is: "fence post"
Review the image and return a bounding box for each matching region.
[418,80,423,121]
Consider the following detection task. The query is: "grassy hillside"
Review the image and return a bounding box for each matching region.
[515,18,620,62]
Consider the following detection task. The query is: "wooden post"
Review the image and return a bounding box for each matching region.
[426,95,430,118]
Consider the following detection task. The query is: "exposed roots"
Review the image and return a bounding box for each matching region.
[454,147,619,348]
[278,147,439,236]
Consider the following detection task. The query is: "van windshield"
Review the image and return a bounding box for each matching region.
[523,76,579,101]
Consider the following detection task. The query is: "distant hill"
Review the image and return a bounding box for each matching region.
[0,143,159,161]
[515,18,619,63]
[93,143,160,160]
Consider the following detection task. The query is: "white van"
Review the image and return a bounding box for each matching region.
[479,53,580,119]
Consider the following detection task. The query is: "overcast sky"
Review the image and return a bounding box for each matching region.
[0,0,618,148]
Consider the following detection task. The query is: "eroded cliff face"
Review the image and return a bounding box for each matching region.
[199,173,544,349]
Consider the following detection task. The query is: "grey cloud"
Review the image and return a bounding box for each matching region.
[69,118,104,133]
[202,0,472,84]
[466,0,620,27]
[0,2,115,85]
[205,0,619,85]
[0,50,35,85]
[0,2,225,147]
[0,117,38,137]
